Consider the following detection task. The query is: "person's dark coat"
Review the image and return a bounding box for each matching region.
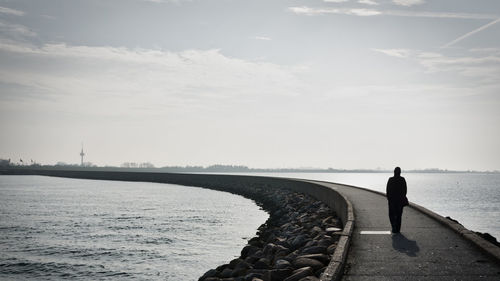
[386,176,407,207]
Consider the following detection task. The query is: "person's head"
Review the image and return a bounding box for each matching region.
[394,167,401,177]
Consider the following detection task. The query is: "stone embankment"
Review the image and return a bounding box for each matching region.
[199,187,342,281]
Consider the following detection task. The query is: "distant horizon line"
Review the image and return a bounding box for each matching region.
[2,161,499,174]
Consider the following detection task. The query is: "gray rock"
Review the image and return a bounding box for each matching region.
[284,250,300,262]
[317,238,333,248]
[274,259,292,269]
[301,246,327,255]
[264,268,293,281]
[241,245,260,258]
[283,267,313,281]
[275,239,291,249]
[312,233,323,241]
[199,269,217,280]
[303,240,316,248]
[321,216,334,225]
[243,269,265,281]
[266,232,277,242]
[245,256,260,264]
[263,243,277,255]
[275,236,287,243]
[292,257,324,271]
[232,267,249,277]
[315,266,326,277]
[296,254,330,265]
[229,258,245,269]
[290,234,309,249]
[221,268,233,278]
[327,244,337,254]
[249,237,264,247]
[216,264,228,272]
[252,250,264,259]
[325,227,342,234]
[310,226,323,236]
[253,258,270,270]
[235,260,252,270]
[298,276,319,281]
[274,244,290,257]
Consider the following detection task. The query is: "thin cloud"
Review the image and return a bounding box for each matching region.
[0,6,25,16]
[289,7,380,16]
[359,0,379,5]
[372,48,411,58]
[0,42,306,111]
[442,18,500,48]
[140,0,192,3]
[41,14,56,20]
[470,48,500,55]
[373,48,500,83]
[323,0,349,2]
[290,6,496,20]
[0,21,36,38]
[350,9,380,16]
[384,10,496,20]
[254,36,272,41]
[392,0,425,6]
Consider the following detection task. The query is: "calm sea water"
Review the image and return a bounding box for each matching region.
[0,175,268,281]
[247,172,500,240]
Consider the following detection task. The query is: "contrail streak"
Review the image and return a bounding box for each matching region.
[442,18,500,48]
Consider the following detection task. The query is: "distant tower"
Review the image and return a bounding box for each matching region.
[80,144,85,166]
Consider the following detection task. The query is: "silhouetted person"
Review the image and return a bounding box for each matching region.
[386,167,407,233]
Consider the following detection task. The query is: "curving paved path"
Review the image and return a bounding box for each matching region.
[311,181,500,281]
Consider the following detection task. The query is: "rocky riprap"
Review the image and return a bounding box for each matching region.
[199,186,342,281]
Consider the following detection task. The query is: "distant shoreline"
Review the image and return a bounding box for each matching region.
[1,165,499,174]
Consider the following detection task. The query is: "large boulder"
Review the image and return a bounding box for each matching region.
[301,246,327,255]
[327,244,337,254]
[243,272,264,281]
[229,259,245,269]
[199,269,217,281]
[292,257,324,271]
[290,234,309,249]
[241,245,260,258]
[283,267,314,281]
[220,268,233,278]
[253,258,271,270]
[296,254,330,265]
[274,259,292,269]
[264,268,293,281]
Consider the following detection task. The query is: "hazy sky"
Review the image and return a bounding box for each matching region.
[1,0,499,170]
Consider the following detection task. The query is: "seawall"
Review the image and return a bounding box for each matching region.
[0,168,354,281]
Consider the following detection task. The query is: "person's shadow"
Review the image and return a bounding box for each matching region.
[392,233,420,257]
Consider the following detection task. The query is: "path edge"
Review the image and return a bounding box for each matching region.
[297,180,355,281]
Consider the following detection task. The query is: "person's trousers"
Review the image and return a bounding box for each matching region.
[388,202,404,233]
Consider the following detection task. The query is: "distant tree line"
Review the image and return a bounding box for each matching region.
[56,161,97,167]
[0,158,42,167]
[1,159,498,173]
[0,159,11,167]
[121,162,155,168]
